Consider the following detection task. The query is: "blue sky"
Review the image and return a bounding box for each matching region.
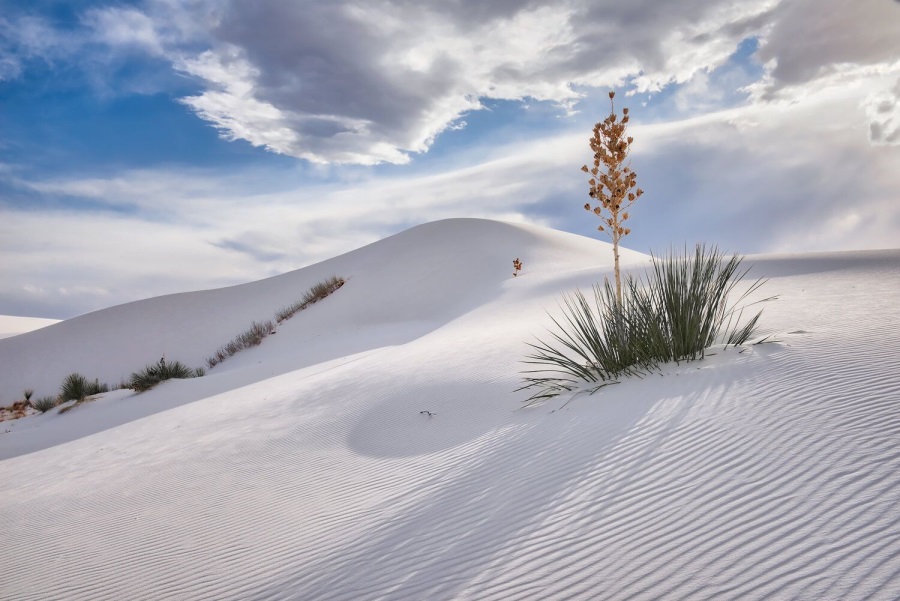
[2,0,899,318]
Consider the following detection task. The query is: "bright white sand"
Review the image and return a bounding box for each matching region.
[0,315,60,340]
[1,218,899,600]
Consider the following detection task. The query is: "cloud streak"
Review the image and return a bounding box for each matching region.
[4,77,898,318]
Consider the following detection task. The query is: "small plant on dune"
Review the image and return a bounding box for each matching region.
[207,319,276,368]
[0,400,33,421]
[208,276,345,369]
[582,90,644,306]
[130,357,200,392]
[513,258,523,277]
[519,245,769,404]
[23,388,34,402]
[58,373,108,413]
[275,276,346,323]
[88,379,109,395]
[32,396,58,413]
[304,275,345,304]
[60,373,89,402]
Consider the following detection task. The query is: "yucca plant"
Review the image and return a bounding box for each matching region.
[86,379,109,396]
[32,396,58,413]
[130,358,198,392]
[23,388,34,402]
[519,245,769,404]
[60,373,89,402]
[637,245,768,360]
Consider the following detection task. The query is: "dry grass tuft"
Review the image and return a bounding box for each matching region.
[0,400,35,422]
[275,276,345,323]
[206,320,276,368]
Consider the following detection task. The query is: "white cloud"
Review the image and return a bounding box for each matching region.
[865,78,900,146]
[175,47,303,157]
[82,7,167,56]
[0,14,81,80]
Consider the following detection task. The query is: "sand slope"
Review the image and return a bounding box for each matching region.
[1,219,899,600]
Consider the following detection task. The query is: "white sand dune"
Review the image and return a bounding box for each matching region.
[0,315,60,340]
[1,218,899,600]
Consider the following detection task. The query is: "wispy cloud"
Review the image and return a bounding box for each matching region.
[4,75,898,318]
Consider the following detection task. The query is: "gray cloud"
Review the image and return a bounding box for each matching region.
[212,238,288,263]
[8,1,900,162]
[84,0,777,164]
[754,0,900,97]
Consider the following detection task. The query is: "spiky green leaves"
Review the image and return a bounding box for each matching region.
[519,245,769,403]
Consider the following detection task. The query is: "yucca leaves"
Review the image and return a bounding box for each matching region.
[32,396,58,413]
[60,373,108,402]
[130,358,199,392]
[519,245,769,403]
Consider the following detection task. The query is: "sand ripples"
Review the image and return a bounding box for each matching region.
[2,252,899,600]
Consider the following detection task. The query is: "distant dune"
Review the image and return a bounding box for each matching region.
[0,315,60,340]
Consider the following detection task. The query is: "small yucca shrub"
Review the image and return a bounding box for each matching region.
[520,245,769,403]
[130,358,198,392]
[23,388,34,402]
[86,379,108,396]
[60,373,89,402]
[32,396,58,413]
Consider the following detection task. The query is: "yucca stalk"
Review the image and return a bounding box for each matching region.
[582,91,644,306]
